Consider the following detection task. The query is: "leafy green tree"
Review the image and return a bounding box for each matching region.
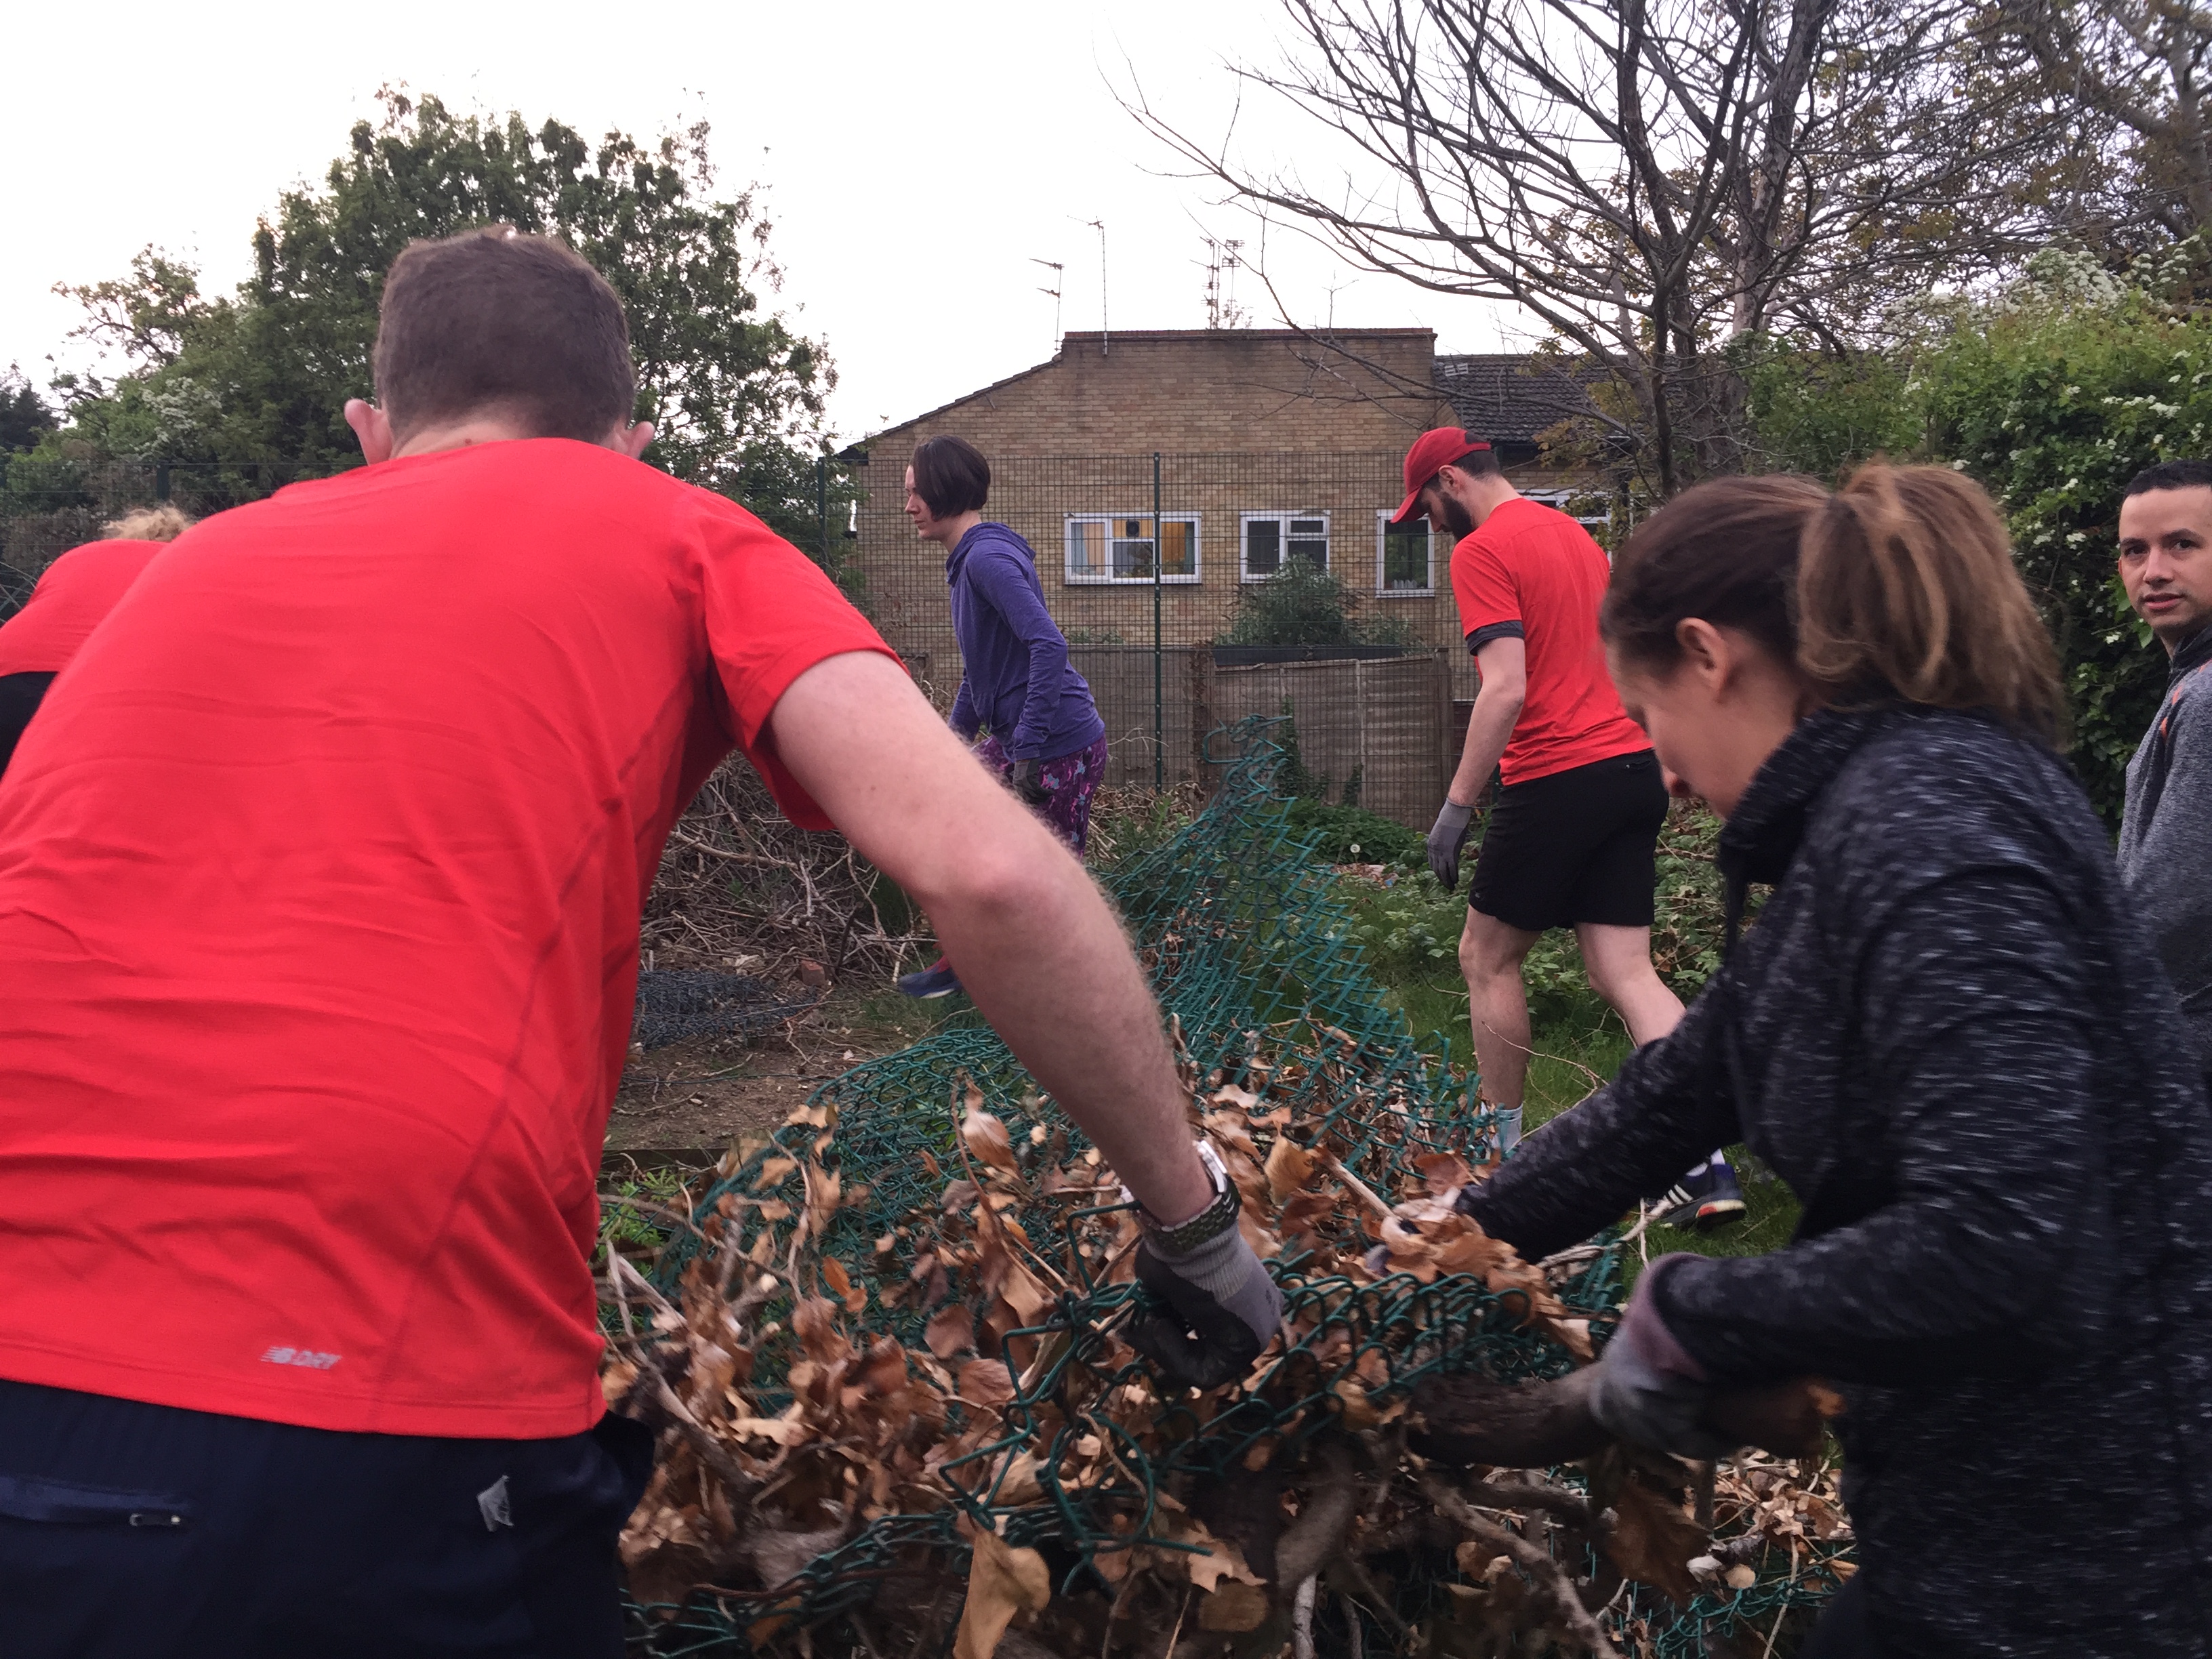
[0,365,55,455]
[1746,250,2212,820]
[23,91,851,552]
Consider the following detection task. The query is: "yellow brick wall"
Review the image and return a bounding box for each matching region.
[849,330,1601,708]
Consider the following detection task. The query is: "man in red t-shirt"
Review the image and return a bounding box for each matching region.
[0,231,1277,1657]
[0,506,192,775]
[1391,429,1742,1223]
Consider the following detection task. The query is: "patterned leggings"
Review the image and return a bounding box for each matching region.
[972,733,1111,858]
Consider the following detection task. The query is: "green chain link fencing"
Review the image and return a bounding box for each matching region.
[614,719,1849,1654]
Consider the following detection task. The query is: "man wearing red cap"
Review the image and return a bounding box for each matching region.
[1390,429,1742,1225]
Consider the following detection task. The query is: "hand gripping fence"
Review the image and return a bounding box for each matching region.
[611,719,1851,1656]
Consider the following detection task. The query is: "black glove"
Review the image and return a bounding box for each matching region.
[1586,1254,1738,1458]
[1009,756,1051,806]
[1427,798,1475,889]
[1127,1227,1285,1391]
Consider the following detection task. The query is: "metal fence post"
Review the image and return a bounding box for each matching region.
[817,455,829,569]
[1152,453,1164,787]
[155,462,171,503]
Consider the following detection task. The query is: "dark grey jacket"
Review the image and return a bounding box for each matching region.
[2118,625,2212,1080]
[1466,707,2212,1658]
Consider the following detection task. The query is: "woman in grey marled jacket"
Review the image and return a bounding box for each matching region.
[1461,465,2212,1658]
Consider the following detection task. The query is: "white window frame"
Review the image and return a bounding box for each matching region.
[1373,510,1435,598]
[1063,513,1203,585]
[1238,511,1330,583]
[1523,488,1611,533]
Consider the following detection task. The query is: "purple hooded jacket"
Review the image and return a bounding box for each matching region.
[945,523,1105,762]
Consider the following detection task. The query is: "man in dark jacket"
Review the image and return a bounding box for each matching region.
[1465,706,2212,1656]
[2117,459,2212,1082]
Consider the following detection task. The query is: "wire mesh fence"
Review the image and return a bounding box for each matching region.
[605,720,1851,1656]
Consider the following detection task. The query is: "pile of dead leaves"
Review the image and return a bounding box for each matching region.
[598,1027,1853,1656]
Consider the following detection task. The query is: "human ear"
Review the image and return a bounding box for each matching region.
[608,420,655,460]
[344,399,393,465]
[1675,617,1731,691]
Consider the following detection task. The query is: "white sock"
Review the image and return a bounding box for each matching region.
[1684,1151,1727,1183]
[1492,1104,1523,1156]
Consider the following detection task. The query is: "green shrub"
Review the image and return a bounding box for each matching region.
[1282,796,1426,867]
[1214,560,1416,648]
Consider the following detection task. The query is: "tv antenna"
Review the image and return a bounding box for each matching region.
[1081,218,1109,354]
[1029,258,1064,354]
[1202,236,1247,329]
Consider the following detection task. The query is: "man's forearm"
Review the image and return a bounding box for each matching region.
[1451,684,1521,804]
[768,651,1212,1226]
[927,853,1211,1223]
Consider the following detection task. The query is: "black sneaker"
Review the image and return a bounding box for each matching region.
[1658,1156,1747,1231]
[896,959,962,999]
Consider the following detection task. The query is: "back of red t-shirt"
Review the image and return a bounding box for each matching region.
[1448,497,1647,786]
[0,537,166,676]
[0,441,894,1439]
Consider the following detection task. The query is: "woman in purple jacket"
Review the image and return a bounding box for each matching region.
[898,435,1109,998]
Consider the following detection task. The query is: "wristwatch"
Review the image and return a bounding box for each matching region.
[1123,1141,1242,1255]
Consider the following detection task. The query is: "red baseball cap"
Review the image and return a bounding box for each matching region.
[1390,428,1492,526]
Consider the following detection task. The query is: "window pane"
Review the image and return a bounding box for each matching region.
[1288,528,1328,571]
[1382,526,1429,590]
[1111,536,1153,579]
[1161,519,1195,576]
[1245,518,1280,575]
[1067,520,1105,577]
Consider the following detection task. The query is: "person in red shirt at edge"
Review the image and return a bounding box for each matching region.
[1393,428,1744,1225]
[0,504,193,775]
[0,230,1279,1659]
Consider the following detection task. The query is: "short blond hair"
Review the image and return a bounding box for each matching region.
[101,504,194,543]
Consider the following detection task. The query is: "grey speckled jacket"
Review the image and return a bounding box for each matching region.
[1464,706,2212,1658]
[2118,625,2212,1082]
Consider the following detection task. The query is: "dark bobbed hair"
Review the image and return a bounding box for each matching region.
[2124,458,2212,497]
[373,228,635,443]
[1603,464,2066,748]
[909,435,991,517]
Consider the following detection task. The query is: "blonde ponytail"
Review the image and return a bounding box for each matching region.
[1798,464,2066,747]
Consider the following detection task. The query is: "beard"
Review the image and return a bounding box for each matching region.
[1435,493,1476,539]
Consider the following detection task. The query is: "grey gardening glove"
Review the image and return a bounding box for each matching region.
[1128,1227,1285,1391]
[1427,798,1475,890]
[1009,756,1050,806]
[1587,1254,1738,1460]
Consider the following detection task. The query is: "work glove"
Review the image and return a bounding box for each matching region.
[1427,798,1475,890]
[1586,1254,1738,1459]
[1009,756,1051,806]
[1128,1226,1285,1391]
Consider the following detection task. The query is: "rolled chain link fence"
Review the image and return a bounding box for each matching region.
[612,721,1849,1655]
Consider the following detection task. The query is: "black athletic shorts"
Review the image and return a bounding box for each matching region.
[0,1376,655,1658]
[0,670,56,779]
[1467,749,1668,933]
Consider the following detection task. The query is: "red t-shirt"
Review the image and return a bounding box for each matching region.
[0,441,895,1439]
[0,537,166,674]
[1449,497,1648,786]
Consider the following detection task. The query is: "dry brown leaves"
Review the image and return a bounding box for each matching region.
[597,1027,1851,1654]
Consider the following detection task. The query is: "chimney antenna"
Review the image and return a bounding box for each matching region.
[1029,258,1064,354]
[1082,219,1109,354]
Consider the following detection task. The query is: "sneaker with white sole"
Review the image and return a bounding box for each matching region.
[895,959,962,1000]
[1658,1155,1748,1231]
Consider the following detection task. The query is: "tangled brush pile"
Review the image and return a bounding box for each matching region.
[598,725,1853,1657]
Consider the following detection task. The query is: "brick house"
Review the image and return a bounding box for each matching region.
[845,329,1600,812]
[853,329,1600,665]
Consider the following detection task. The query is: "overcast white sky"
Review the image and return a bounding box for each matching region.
[2,0,1525,442]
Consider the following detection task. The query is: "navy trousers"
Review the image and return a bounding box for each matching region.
[0,1377,653,1658]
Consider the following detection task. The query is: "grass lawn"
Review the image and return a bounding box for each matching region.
[1338,876,1801,1286]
